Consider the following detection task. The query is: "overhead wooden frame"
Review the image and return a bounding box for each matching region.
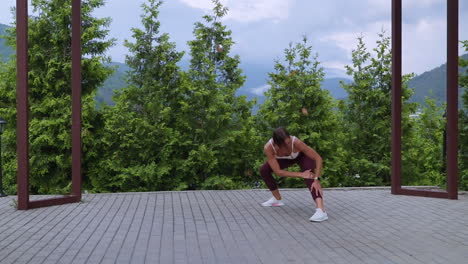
[391,0,458,199]
[16,0,82,209]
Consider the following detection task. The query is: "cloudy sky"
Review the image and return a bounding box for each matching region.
[1,0,467,81]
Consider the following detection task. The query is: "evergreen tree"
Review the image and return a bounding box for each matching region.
[0,51,17,195]
[340,33,417,186]
[91,0,258,192]
[459,40,468,190]
[257,37,345,188]
[0,0,114,194]
[89,0,185,192]
[181,0,259,189]
[403,97,445,186]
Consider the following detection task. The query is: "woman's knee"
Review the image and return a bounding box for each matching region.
[311,189,323,200]
[260,162,272,178]
[300,155,316,171]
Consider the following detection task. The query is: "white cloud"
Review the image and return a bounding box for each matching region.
[404,0,444,8]
[3,0,465,78]
[319,32,361,58]
[178,0,215,10]
[0,0,34,24]
[402,18,447,74]
[365,0,443,12]
[319,26,388,60]
[178,0,292,22]
[318,15,451,75]
[365,0,389,14]
[321,61,347,72]
[250,84,270,96]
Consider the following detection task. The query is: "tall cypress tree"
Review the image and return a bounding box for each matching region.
[257,37,345,187]
[0,0,114,194]
[181,0,258,189]
[90,0,185,192]
[340,33,417,186]
[459,40,468,190]
[403,97,445,186]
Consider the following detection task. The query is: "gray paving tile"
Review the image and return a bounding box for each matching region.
[0,189,467,264]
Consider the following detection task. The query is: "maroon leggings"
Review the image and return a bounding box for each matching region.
[260,153,322,200]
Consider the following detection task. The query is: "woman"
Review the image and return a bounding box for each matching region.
[260,127,328,222]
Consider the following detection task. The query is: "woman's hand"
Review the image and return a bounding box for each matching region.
[301,170,314,179]
[311,179,323,197]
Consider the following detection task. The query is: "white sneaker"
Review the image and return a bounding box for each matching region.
[309,208,328,222]
[261,197,284,207]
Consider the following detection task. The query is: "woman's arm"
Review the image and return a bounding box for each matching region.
[294,138,323,178]
[264,144,312,179]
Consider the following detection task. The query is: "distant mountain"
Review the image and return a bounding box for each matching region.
[96,62,129,105]
[0,23,129,106]
[408,53,468,106]
[0,23,373,107]
[97,60,351,106]
[322,77,350,99]
[2,22,467,108]
[0,23,13,60]
[236,62,350,106]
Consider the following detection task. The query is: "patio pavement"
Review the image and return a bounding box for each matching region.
[0,188,467,264]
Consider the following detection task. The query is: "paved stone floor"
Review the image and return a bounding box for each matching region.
[0,189,467,264]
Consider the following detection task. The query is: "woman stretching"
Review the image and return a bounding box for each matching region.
[260,127,328,222]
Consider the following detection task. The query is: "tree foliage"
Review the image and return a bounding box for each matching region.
[0,0,114,194]
[459,40,468,190]
[403,98,445,186]
[89,0,185,192]
[339,33,417,186]
[257,37,345,188]
[178,0,259,189]
[89,0,259,192]
[0,0,460,194]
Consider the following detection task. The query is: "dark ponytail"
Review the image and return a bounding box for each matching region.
[272,127,290,147]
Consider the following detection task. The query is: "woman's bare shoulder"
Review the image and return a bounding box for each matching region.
[293,137,307,149]
[264,141,272,151]
[293,136,303,144]
[264,141,276,159]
